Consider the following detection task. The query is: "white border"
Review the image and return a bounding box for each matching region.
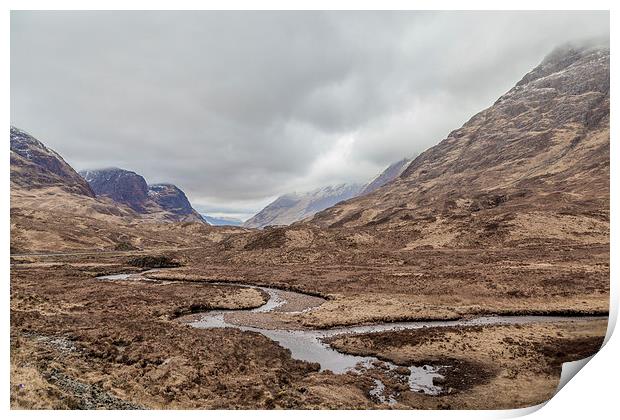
[2,1,616,11]
[3,2,617,420]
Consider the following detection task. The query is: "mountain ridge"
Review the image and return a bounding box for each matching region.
[243,156,415,229]
[10,126,96,198]
[306,43,609,249]
[10,128,214,252]
[360,157,413,196]
[79,167,205,223]
[243,183,363,228]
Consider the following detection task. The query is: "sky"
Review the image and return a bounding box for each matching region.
[11,11,609,220]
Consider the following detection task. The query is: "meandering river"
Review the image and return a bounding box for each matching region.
[97,271,603,404]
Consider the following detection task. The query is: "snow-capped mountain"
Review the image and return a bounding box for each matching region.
[243,183,363,228]
[200,214,244,227]
[242,156,415,229]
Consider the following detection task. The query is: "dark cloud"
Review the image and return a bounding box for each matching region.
[10,11,609,219]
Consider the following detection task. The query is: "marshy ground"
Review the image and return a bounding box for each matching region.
[10,244,609,409]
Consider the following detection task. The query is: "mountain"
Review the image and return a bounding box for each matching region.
[10,128,214,253]
[359,157,413,196]
[243,183,363,228]
[243,156,415,229]
[147,183,205,223]
[80,168,149,212]
[11,126,95,197]
[201,214,244,227]
[79,168,204,223]
[308,42,609,248]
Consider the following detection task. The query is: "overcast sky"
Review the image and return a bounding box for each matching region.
[11,11,609,220]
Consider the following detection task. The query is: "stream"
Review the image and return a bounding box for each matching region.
[97,272,603,405]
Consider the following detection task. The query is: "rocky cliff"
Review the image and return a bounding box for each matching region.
[148,183,205,223]
[80,168,149,212]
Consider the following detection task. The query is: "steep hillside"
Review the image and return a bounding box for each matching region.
[360,157,413,196]
[244,156,415,229]
[80,168,149,212]
[10,127,95,197]
[309,43,609,249]
[79,168,204,223]
[243,184,362,228]
[10,129,216,253]
[148,183,205,223]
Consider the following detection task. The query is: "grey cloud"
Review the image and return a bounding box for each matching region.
[10,11,609,218]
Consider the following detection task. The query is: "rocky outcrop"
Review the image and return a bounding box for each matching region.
[148,184,205,223]
[80,168,149,212]
[79,168,204,223]
[10,126,95,197]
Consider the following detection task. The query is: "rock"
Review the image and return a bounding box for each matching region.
[148,183,205,222]
[394,366,411,376]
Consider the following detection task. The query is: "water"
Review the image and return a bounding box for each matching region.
[97,273,135,280]
[182,281,600,402]
[408,365,445,395]
[250,287,286,313]
[369,378,398,404]
[96,272,603,403]
[188,311,598,373]
[189,312,373,373]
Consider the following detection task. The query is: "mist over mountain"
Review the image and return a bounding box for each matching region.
[11,12,609,219]
[360,157,413,196]
[201,214,244,227]
[243,155,416,228]
[309,42,609,249]
[9,28,610,411]
[243,183,363,228]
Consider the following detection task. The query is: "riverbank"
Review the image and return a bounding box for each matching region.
[10,248,609,409]
[326,319,608,409]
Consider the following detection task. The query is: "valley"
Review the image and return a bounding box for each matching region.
[10,246,607,409]
[9,41,610,410]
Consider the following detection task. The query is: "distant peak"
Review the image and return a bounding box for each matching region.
[149,183,177,189]
[516,39,609,88]
[79,167,133,174]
